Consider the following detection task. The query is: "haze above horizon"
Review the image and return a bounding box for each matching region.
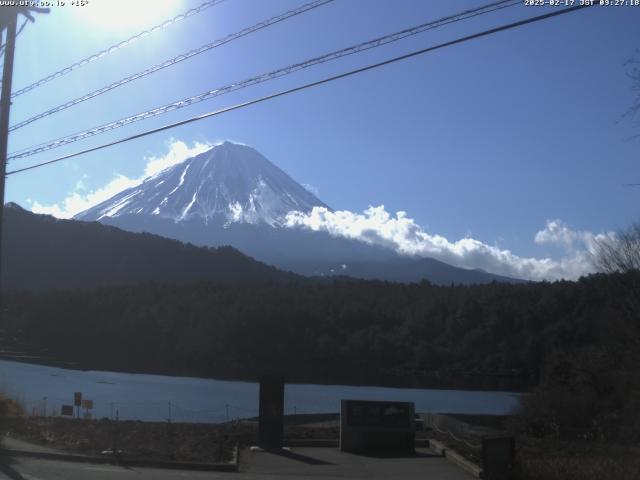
[4,0,640,281]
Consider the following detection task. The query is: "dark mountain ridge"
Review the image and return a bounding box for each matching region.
[1,203,300,291]
[73,142,525,285]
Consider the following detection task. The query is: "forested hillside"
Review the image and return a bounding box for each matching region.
[0,203,300,290]
[2,272,637,393]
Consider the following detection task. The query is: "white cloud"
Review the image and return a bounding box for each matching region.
[31,139,210,219]
[32,174,139,219]
[143,139,210,178]
[534,219,613,254]
[285,206,609,281]
[302,183,319,195]
[535,219,579,248]
[28,139,612,282]
[211,139,249,147]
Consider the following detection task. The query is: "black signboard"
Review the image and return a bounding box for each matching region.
[340,399,416,453]
[258,376,284,449]
[61,405,74,416]
[346,400,412,429]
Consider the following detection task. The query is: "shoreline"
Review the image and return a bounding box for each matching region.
[0,355,532,394]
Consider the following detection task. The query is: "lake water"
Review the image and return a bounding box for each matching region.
[0,360,521,423]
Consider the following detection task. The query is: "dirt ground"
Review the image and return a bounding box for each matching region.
[1,414,341,463]
[513,437,640,480]
[3,413,638,478]
[427,430,640,480]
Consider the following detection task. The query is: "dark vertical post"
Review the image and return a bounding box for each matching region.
[258,376,284,449]
[482,436,515,480]
[74,391,82,419]
[0,11,17,295]
[113,409,119,457]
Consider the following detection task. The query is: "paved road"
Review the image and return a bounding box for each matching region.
[239,447,474,479]
[0,458,224,480]
[0,447,474,480]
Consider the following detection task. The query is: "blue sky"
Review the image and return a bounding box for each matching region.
[4,0,640,279]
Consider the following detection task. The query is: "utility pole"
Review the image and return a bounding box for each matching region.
[0,6,48,295]
[0,9,19,294]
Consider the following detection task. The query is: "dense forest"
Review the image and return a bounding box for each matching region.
[2,270,638,440]
[0,272,634,385]
[0,203,300,290]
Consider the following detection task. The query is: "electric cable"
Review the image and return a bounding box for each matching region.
[7,0,519,160]
[9,0,334,132]
[9,0,227,98]
[6,3,593,177]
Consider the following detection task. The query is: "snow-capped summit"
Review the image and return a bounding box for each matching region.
[70,142,523,285]
[75,142,328,226]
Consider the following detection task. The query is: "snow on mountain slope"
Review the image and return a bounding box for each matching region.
[72,141,524,284]
[75,142,328,226]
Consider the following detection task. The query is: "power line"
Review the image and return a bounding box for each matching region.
[0,6,49,30]
[0,17,32,62]
[6,3,593,177]
[8,0,517,157]
[0,17,29,54]
[9,0,334,132]
[8,0,519,160]
[8,0,227,98]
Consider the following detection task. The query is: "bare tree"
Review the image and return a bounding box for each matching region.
[623,51,640,129]
[593,223,640,339]
[593,223,640,273]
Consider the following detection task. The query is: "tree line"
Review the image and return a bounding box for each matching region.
[2,219,639,441]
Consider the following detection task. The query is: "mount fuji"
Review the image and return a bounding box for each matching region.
[76,142,326,227]
[75,142,522,284]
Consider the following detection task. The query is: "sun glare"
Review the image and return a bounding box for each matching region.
[73,0,180,32]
